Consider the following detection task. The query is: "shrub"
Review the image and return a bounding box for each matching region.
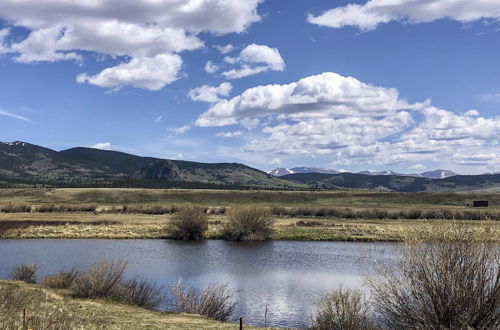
[113,276,163,309]
[171,280,236,322]
[222,205,275,241]
[68,260,162,309]
[9,263,39,284]
[368,222,500,329]
[0,203,31,213]
[168,207,208,240]
[70,260,127,299]
[41,268,79,289]
[310,286,373,330]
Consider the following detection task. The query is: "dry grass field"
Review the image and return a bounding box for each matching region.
[0,188,498,241]
[0,280,264,329]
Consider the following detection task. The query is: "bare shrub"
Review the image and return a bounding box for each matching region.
[310,286,373,330]
[0,203,31,213]
[9,263,39,284]
[113,276,163,309]
[368,222,500,329]
[41,268,79,289]
[70,259,127,299]
[67,260,162,309]
[296,220,324,227]
[222,205,275,240]
[171,280,237,322]
[168,207,208,240]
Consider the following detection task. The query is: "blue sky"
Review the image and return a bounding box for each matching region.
[1,0,500,174]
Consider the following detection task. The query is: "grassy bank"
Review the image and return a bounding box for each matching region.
[0,188,498,241]
[0,212,498,241]
[0,280,262,329]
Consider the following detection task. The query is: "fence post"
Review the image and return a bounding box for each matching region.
[239,317,243,330]
[23,308,26,329]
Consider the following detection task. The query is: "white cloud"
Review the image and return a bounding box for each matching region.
[154,115,162,123]
[0,109,31,122]
[76,54,182,91]
[194,71,500,170]
[216,130,242,138]
[0,0,263,90]
[409,164,426,171]
[243,112,414,155]
[195,72,417,127]
[270,158,282,166]
[204,60,219,74]
[168,125,191,135]
[188,82,233,103]
[0,28,11,53]
[222,44,285,79]
[308,0,500,31]
[91,142,112,150]
[216,43,235,54]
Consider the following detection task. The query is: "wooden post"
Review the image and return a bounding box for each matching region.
[239,317,243,330]
[23,308,26,329]
[265,305,268,327]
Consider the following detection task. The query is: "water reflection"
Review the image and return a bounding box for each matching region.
[0,239,398,328]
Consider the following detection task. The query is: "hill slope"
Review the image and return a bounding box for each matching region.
[0,142,301,189]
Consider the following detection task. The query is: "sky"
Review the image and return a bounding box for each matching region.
[0,0,500,174]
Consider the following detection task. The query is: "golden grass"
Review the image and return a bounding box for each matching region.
[0,212,498,241]
[0,188,498,241]
[0,280,264,329]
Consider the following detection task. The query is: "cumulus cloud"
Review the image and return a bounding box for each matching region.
[76,54,182,91]
[409,164,426,171]
[188,82,233,103]
[216,130,242,138]
[216,44,235,54]
[222,44,285,79]
[195,72,416,127]
[0,0,263,90]
[308,0,500,31]
[194,71,500,169]
[204,60,219,74]
[91,142,113,150]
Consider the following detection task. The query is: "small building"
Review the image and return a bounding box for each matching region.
[473,201,489,207]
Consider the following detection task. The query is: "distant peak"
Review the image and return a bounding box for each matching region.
[3,141,27,147]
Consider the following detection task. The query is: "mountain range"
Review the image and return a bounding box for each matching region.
[267,167,458,179]
[0,141,298,189]
[1,141,499,192]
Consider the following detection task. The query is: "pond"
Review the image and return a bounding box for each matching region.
[0,239,398,328]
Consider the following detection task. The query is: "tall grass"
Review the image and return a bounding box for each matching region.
[0,284,78,330]
[367,222,500,329]
[222,205,275,240]
[272,206,500,220]
[171,280,237,322]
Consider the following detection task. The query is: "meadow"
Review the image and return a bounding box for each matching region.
[0,188,498,241]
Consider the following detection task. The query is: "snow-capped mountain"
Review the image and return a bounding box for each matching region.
[268,166,461,179]
[267,168,296,176]
[420,169,458,179]
[267,167,342,176]
[357,170,420,177]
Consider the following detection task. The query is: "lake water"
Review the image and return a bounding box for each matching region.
[0,239,398,328]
